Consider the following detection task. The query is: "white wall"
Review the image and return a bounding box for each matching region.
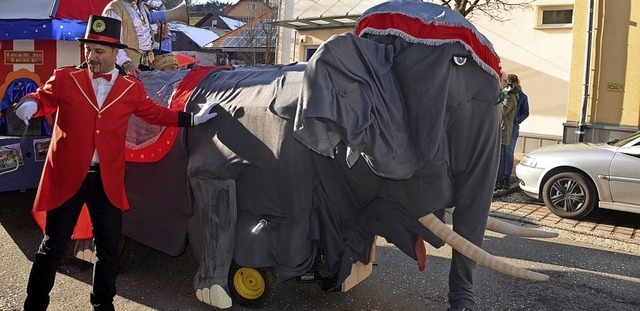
[57,40,82,67]
[11,40,35,72]
[472,0,574,137]
[275,0,574,137]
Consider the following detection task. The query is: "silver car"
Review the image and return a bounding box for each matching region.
[516,131,640,219]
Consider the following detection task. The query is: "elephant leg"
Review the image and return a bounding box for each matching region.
[190,177,237,309]
[446,99,500,310]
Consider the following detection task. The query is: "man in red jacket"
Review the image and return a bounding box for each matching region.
[14,15,218,311]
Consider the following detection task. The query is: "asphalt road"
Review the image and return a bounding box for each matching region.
[2,189,640,311]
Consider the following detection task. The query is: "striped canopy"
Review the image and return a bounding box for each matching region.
[0,0,111,41]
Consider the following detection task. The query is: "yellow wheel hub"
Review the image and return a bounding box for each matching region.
[233,267,265,300]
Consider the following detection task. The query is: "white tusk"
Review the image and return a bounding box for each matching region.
[486,217,559,238]
[419,214,549,281]
[445,207,558,238]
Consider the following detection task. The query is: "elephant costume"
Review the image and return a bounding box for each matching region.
[115,1,553,310]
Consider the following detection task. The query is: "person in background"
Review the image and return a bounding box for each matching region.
[15,15,217,311]
[495,73,521,191]
[151,53,179,71]
[102,0,170,77]
[504,82,529,188]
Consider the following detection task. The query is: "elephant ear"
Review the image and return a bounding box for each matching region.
[294,33,420,180]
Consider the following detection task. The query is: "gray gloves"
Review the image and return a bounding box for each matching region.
[193,102,219,126]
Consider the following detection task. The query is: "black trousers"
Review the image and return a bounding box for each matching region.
[24,168,122,311]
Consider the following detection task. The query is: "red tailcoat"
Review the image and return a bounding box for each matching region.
[26,67,187,213]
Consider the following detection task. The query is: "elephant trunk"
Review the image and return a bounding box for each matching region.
[485,217,559,238]
[418,214,549,281]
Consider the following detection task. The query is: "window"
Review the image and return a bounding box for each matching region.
[305,48,317,61]
[537,6,573,28]
[246,4,257,10]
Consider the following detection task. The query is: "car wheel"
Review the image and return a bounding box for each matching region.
[542,171,597,219]
[228,261,277,308]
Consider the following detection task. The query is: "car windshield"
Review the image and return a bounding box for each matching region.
[609,131,640,147]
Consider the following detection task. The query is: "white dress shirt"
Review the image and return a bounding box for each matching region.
[90,68,119,164]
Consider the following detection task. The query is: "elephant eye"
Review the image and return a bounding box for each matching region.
[453,56,468,66]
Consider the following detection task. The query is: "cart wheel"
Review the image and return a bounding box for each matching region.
[228,261,276,308]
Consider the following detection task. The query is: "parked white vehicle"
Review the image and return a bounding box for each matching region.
[516,131,640,219]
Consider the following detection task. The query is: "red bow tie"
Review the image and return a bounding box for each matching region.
[92,73,112,81]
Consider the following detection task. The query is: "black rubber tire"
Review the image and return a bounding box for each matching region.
[228,261,277,308]
[542,171,597,219]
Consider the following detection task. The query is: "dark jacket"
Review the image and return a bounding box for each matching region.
[514,90,529,129]
[500,85,520,144]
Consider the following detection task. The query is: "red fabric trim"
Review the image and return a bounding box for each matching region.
[355,13,501,77]
[0,40,14,78]
[33,205,93,240]
[85,33,121,45]
[125,66,225,162]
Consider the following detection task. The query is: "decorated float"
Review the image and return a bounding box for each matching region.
[0,0,112,191]
[1,1,560,310]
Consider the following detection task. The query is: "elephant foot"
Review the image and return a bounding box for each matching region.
[196,284,232,309]
[73,239,96,264]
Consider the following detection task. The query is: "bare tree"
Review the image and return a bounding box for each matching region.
[159,0,193,10]
[434,0,532,21]
[261,15,278,64]
[235,8,278,66]
[148,0,226,14]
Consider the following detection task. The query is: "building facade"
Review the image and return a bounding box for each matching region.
[565,0,640,143]
[472,0,574,150]
[275,0,640,150]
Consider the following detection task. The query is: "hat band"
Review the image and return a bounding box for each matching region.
[85,33,122,45]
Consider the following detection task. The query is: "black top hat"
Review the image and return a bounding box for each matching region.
[77,15,128,49]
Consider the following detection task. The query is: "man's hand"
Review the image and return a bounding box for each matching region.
[193,102,219,126]
[161,23,170,40]
[15,100,38,126]
[154,22,170,42]
[122,61,141,78]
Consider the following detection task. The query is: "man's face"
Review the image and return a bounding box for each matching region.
[84,43,118,73]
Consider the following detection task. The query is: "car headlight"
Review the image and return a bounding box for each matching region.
[519,155,538,168]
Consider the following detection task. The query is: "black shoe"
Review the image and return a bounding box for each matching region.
[502,180,510,189]
[448,307,473,311]
[496,175,509,190]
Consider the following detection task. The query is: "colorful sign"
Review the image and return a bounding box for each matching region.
[0,143,23,174]
[4,50,44,65]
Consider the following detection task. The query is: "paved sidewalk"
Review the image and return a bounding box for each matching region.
[490,198,640,245]
[489,153,639,245]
